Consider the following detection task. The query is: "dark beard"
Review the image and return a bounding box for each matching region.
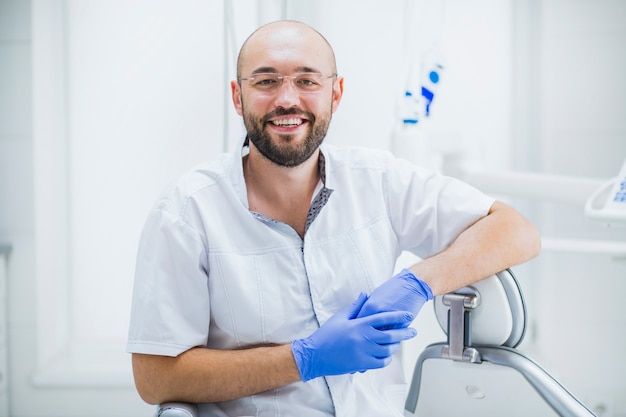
[243,107,330,168]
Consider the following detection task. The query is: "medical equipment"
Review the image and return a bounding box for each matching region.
[399,0,446,125]
[391,1,447,171]
[585,158,626,225]
[398,61,444,126]
[420,61,444,118]
[391,49,445,170]
[405,269,595,417]
[156,269,595,417]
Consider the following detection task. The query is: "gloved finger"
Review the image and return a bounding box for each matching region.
[349,292,370,318]
[385,341,402,356]
[359,310,415,329]
[375,322,410,331]
[354,353,395,373]
[359,339,400,359]
[371,327,418,345]
[370,353,395,368]
[355,352,395,371]
[341,292,369,320]
[363,327,416,351]
[373,340,402,358]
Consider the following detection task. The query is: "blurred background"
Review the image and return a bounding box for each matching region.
[0,0,624,416]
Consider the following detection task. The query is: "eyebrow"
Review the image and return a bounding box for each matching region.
[250,66,322,75]
[251,67,278,75]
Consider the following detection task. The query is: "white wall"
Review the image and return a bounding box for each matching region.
[0,0,624,416]
[65,0,223,347]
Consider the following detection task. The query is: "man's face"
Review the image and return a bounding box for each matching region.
[241,98,331,167]
[232,23,343,167]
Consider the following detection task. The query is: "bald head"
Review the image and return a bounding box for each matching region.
[236,20,337,78]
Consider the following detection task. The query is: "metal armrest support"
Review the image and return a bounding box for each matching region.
[440,292,481,363]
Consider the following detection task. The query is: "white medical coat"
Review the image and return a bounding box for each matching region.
[127,140,495,416]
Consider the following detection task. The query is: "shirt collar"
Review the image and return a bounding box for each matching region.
[232,136,334,234]
[230,135,249,207]
[232,136,332,205]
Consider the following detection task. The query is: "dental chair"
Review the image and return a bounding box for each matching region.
[156,269,595,417]
[404,268,595,417]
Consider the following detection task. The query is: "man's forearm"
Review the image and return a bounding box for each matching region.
[410,200,541,295]
[132,344,301,405]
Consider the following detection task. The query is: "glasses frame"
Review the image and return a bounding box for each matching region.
[237,72,338,93]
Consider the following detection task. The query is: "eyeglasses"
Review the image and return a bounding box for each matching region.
[238,72,337,93]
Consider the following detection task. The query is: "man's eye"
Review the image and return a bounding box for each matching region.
[255,78,277,86]
[297,78,318,86]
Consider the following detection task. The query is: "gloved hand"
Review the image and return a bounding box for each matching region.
[356,269,433,329]
[291,293,417,382]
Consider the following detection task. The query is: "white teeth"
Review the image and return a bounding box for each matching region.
[271,118,303,126]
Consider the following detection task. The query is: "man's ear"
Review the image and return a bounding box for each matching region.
[331,76,344,113]
[231,80,243,116]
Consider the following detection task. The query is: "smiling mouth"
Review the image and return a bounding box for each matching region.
[270,118,305,128]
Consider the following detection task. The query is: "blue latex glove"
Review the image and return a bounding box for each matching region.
[356,269,433,329]
[291,293,417,382]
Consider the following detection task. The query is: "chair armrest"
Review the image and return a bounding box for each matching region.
[156,402,199,417]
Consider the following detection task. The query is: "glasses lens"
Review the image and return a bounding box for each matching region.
[250,74,280,90]
[293,73,324,92]
[242,73,332,93]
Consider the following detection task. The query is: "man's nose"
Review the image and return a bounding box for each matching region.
[273,77,301,108]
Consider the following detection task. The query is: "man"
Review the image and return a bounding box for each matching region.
[128,20,541,416]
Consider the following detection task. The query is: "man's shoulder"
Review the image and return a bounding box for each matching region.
[153,153,236,212]
[178,154,233,191]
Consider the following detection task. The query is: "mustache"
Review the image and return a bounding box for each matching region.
[262,107,314,123]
